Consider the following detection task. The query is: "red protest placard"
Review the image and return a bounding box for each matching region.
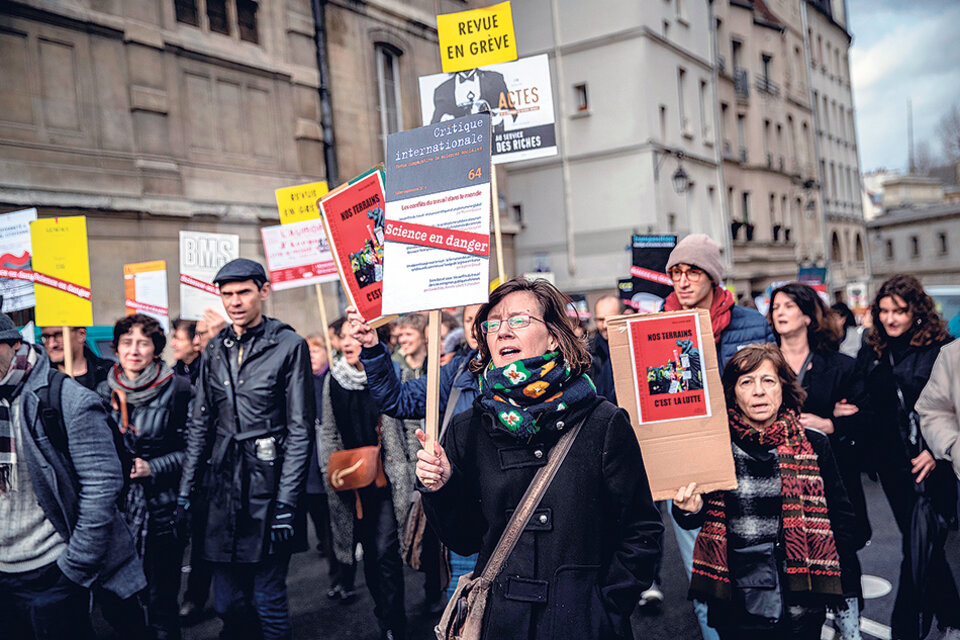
[626,312,711,424]
[317,169,386,323]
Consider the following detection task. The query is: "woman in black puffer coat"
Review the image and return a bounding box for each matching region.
[855,275,960,640]
[97,314,191,640]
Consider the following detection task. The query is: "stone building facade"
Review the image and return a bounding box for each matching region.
[714,0,825,300]
[0,0,469,331]
[804,0,869,300]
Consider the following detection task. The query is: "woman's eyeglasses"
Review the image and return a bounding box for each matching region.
[480,314,545,334]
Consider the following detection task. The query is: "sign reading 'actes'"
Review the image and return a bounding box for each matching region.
[436,1,517,73]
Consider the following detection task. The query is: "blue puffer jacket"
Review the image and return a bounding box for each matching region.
[360,342,479,429]
[717,305,777,367]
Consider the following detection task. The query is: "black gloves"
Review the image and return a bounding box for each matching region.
[175,496,192,543]
[270,502,295,545]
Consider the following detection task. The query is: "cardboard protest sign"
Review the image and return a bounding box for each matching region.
[608,309,736,500]
[0,208,38,313]
[436,1,516,73]
[124,260,169,331]
[317,168,387,323]
[178,231,239,322]
[381,113,492,315]
[260,220,338,291]
[275,181,329,225]
[419,54,556,164]
[630,235,676,313]
[30,216,93,327]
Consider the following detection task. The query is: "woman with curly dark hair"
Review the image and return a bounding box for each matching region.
[768,283,868,639]
[855,274,960,639]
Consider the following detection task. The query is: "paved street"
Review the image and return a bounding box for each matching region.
[91,477,954,640]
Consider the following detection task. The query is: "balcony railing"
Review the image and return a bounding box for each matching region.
[755,74,780,96]
[734,68,749,98]
[717,55,726,75]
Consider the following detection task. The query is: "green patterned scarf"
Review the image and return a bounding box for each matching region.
[479,351,596,439]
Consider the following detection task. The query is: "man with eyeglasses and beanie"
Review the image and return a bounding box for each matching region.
[662,233,776,640]
[0,312,146,640]
[176,258,314,640]
[39,326,112,391]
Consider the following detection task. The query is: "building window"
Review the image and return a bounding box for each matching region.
[376,44,402,153]
[678,68,688,134]
[659,105,668,143]
[699,80,710,138]
[574,83,589,112]
[736,114,746,162]
[855,234,865,262]
[175,0,199,26]
[237,0,259,44]
[207,0,230,35]
[938,232,948,255]
[512,204,523,226]
[831,232,842,263]
[742,191,751,222]
[885,239,894,260]
[910,236,920,258]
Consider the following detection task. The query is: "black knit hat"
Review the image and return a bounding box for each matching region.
[0,313,22,344]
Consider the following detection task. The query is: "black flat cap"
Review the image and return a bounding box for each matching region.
[213,258,268,287]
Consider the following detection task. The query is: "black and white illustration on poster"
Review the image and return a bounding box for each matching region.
[418,54,556,164]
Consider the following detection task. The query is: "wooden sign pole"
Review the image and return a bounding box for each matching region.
[490,162,506,285]
[313,283,334,359]
[62,326,74,379]
[424,308,443,445]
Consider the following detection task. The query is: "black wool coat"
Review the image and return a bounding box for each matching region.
[179,317,315,563]
[421,397,663,640]
[97,374,192,536]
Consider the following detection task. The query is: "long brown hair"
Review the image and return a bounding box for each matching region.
[767,282,841,354]
[721,343,807,413]
[469,277,591,376]
[865,274,951,356]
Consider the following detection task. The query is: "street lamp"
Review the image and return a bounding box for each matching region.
[671,164,690,195]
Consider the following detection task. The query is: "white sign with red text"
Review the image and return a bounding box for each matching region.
[260,220,338,291]
[178,231,238,322]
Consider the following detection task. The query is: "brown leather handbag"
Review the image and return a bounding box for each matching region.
[435,416,585,640]
[327,422,387,519]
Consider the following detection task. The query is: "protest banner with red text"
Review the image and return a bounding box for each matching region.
[124,260,169,331]
[381,113,492,315]
[178,231,238,322]
[30,216,93,327]
[260,219,338,291]
[0,208,38,313]
[608,309,736,500]
[317,168,388,324]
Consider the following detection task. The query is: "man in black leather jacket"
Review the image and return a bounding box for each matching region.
[177,259,314,640]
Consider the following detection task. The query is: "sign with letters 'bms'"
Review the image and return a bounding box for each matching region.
[178,231,239,322]
[381,113,492,315]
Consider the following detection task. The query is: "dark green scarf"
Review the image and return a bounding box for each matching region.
[479,351,596,439]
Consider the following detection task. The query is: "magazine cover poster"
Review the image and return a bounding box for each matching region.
[318,171,386,320]
[627,312,710,424]
[418,54,556,164]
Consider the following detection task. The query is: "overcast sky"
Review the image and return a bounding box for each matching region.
[848,0,960,173]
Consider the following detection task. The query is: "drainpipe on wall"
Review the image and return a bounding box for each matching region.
[311,0,339,188]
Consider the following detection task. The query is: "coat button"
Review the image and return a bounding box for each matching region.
[556,420,564,430]
[533,450,543,459]
[224,380,230,386]
[538,514,548,524]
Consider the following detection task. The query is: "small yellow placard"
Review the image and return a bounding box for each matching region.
[275,181,329,225]
[31,216,93,327]
[437,1,517,73]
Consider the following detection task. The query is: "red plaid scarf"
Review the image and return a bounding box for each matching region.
[689,408,842,601]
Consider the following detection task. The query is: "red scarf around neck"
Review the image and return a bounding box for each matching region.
[689,408,842,602]
[663,285,735,342]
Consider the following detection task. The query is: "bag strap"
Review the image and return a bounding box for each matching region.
[887,351,921,449]
[794,351,815,387]
[439,359,470,442]
[479,414,586,583]
[37,369,68,455]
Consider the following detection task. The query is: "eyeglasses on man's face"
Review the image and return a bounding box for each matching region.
[668,266,706,283]
[480,314,545,334]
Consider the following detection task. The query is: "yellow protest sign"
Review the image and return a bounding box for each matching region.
[437,1,517,73]
[30,216,93,326]
[275,181,329,225]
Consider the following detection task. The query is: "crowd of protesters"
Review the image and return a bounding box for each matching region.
[3,232,960,640]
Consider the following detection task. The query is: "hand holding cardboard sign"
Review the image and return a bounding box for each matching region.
[345,306,378,348]
[674,482,702,513]
[415,428,450,489]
